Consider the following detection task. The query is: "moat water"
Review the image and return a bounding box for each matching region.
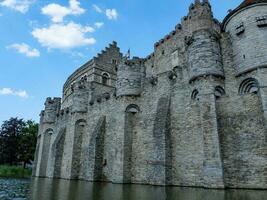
[1,178,267,200]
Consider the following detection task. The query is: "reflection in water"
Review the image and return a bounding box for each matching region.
[29,178,267,200]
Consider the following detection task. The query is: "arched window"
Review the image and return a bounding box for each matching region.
[102,73,110,85]
[215,86,225,99]
[239,78,259,95]
[191,89,199,100]
[125,104,140,113]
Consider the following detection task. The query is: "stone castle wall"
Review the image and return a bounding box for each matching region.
[223,3,267,75]
[33,0,267,189]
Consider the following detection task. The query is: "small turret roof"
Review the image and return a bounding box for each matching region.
[222,0,267,28]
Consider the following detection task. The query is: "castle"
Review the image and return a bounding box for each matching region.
[33,0,267,189]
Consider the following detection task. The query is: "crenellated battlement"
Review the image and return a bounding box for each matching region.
[118,57,145,72]
[45,97,61,108]
[146,52,154,60]
[154,27,182,49]
[153,0,221,50]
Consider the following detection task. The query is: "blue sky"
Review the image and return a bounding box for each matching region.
[0,0,242,123]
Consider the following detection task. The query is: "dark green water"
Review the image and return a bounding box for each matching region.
[1,178,267,200]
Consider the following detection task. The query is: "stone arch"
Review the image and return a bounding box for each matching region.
[102,72,110,85]
[39,129,53,177]
[215,86,225,99]
[53,128,66,178]
[123,104,140,183]
[71,119,86,179]
[238,78,259,95]
[191,89,199,100]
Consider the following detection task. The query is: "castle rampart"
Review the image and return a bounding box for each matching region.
[33,0,267,189]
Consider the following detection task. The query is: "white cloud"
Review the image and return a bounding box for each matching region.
[92,5,118,20]
[0,0,34,13]
[92,4,102,13]
[41,4,69,23]
[7,43,40,57]
[0,88,29,98]
[15,90,28,98]
[0,88,13,95]
[94,22,104,29]
[69,0,84,14]
[32,22,96,49]
[41,0,85,23]
[106,9,118,20]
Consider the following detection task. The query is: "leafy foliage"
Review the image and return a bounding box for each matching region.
[19,120,38,167]
[0,118,38,167]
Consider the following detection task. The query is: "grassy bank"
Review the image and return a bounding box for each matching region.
[0,165,31,179]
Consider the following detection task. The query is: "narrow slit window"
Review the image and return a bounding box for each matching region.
[256,16,267,27]
[235,22,245,35]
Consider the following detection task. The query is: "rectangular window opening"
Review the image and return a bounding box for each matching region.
[256,15,267,27]
[235,22,245,35]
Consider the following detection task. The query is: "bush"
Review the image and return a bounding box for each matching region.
[0,165,31,178]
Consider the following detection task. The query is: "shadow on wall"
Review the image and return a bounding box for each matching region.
[53,128,66,178]
[39,129,53,177]
[150,97,172,185]
[71,120,87,179]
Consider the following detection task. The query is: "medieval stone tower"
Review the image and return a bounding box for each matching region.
[33,0,267,189]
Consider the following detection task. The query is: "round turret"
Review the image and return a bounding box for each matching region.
[187,29,224,82]
[183,0,224,82]
[43,97,61,123]
[223,0,267,75]
[116,57,144,97]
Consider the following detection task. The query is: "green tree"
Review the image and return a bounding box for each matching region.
[0,137,5,165]
[0,117,25,165]
[18,120,38,168]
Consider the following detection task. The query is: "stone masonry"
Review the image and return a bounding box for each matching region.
[33,0,267,189]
